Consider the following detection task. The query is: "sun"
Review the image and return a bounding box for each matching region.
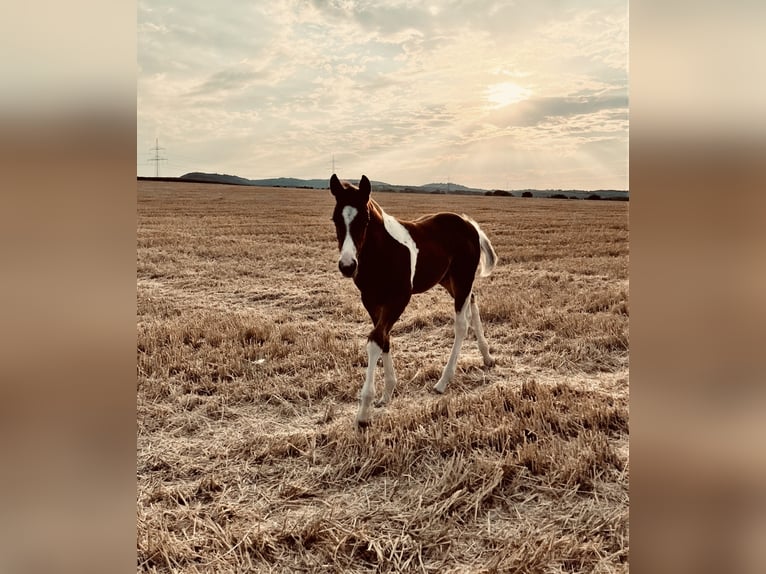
[485,81,532,108]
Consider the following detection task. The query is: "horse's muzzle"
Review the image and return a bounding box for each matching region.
[339,259,357,277]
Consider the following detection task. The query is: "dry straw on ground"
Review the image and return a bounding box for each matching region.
[137,181,629,572]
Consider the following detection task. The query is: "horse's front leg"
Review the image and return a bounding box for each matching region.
[357,296,408,427]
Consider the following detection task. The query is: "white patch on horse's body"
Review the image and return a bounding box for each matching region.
[381,209,419,287]
[339,205,358,268]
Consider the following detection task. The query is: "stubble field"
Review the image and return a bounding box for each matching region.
[137,181,629,572]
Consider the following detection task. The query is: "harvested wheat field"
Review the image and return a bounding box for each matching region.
[137,180,629,573]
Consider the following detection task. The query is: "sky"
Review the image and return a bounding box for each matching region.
[138,0,628,190]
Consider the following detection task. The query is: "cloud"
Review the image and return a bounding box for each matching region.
[187,59,293,97]
[485,92,628,129]
[189,67,265,96]
[138,0,629,189]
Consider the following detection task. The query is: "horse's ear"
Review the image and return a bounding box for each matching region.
[330,173,342,197]
[359,175,371,200]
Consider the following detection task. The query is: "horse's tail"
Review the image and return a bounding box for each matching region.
[464,216,497,277]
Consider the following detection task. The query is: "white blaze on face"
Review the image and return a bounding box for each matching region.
[381,210,418,287]
[339,205,358,268]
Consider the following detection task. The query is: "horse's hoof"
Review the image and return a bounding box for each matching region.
[356,419,371,430]
[484,356,496,368]
[432,382,447,394]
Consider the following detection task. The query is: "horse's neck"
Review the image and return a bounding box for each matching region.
[361,199,387,254]
[368,198,384,222]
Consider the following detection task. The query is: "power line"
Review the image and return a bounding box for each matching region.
[148,138,167,177]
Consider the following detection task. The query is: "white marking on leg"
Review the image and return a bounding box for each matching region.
[381,210,418,287]
[357,340,382,425]
[470,295,495,367]
[375,351,397,407]
[339,205,358,269]
[434,297,470,394]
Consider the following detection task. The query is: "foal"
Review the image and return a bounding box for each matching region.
[330,174,497,427]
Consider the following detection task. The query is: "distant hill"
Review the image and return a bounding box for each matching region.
[178,172,254,186]
[242,177,331,189]
[142,172,629,200]
[178,172,324,188]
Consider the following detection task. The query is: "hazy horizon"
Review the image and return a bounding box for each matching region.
[142,171,628,192]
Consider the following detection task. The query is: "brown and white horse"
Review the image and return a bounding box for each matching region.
[330,174,497,427]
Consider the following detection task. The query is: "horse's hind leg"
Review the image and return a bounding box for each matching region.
[434,290,471,394]
[470,292,495,367]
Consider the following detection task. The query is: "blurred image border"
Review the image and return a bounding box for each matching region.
[2,1,765,572]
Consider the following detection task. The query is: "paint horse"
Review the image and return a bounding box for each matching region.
[330,174,497,427]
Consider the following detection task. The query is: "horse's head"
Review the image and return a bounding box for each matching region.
[330,174,371,278]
